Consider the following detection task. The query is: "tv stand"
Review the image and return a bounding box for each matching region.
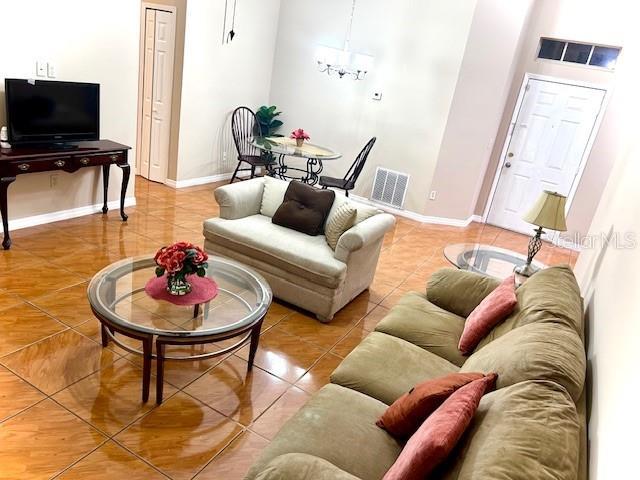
[0,139,131,249]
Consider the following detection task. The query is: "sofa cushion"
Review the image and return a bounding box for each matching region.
[383,374,497,480]
[330,332,459,405]
[325,202,357,250]
[377,372,485,439]
[475,265,583,349]
[375,293,467,367]
[255,454,360,480]
[325,193,381,230]
[427,268,500,318]
[203,215,346,288]
[245,384,402,480]
[260,176,288,217]
[459,275,517,355]
[461,322,586,401]
[435,381,580,480]
[272,181,335,235]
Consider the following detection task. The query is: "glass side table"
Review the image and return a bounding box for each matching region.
[443,243,546,280]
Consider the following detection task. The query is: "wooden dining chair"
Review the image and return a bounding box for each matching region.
[320,137,376,197]
[229,106,271,183]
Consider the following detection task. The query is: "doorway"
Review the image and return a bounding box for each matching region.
[485,74,607,235]
[137,6,176,183]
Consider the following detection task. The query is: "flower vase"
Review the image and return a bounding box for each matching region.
[166,274,192,296]
[295,138,304,147]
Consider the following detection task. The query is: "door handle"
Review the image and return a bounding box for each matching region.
[505,162,512,168]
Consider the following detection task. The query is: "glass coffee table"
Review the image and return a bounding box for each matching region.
[443,243,546,280]
[88,255,272,403]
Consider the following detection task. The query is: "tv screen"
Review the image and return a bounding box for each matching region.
[5,79,99,145]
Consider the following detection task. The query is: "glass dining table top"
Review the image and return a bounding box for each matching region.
[87,255,272,337]
[252,136,341,160]
[443,243,546,279]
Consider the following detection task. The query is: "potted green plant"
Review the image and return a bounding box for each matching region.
[255,105,283,137]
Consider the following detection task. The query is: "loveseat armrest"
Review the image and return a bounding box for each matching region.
[334,213,396,262]
[214,177,265,220]
[426,268,500,317]
[253,453,361,480]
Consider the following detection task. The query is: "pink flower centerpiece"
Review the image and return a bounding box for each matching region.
[290,128,310,147]
[154,241,208,295]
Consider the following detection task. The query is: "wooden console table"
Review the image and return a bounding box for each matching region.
[0,140,131,250]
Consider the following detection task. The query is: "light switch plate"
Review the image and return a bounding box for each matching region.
[36,61,47,77]
[46,63,56,78]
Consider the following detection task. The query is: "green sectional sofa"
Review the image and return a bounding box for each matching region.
[245,266,587,480]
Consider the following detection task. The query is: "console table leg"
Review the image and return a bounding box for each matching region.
[118,164,130,221]
[1,176,16,250]
[102,165,110,214]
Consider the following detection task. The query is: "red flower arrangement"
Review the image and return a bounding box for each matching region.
[290,128,310,140]
[154,242,208,295]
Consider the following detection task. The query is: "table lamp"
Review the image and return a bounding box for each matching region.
[515,191,567,277]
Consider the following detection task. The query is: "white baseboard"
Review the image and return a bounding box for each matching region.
[0,197,137,233]
[165,172,234,189]
[350,194,481,227]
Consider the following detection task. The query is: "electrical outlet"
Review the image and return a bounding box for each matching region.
[429,190,437,200]
[47,62,56,78]
[36,61,47,77]
[50,174,59,188]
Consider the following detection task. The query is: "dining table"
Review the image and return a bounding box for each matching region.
[252,136,341,186]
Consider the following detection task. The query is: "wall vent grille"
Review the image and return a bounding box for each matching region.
[370,167,409,209]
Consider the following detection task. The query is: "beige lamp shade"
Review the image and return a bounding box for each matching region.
[523,191,568,231]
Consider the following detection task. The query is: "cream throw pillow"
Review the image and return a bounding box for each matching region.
[325,203,357,250]
[260,177,289,217]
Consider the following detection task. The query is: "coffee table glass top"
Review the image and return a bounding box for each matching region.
[443,243,545,279]
[88,256,272,337]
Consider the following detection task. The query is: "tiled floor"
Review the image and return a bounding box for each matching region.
[0,176,578,479]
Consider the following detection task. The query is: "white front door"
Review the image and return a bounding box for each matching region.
[487,78,606,235]
[139,8,175,183]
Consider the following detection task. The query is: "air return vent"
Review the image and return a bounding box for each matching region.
[370,167,409,209]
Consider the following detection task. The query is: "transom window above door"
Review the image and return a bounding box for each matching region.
[537,38,621,70]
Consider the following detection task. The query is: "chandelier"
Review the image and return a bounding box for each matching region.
[314,0,374,80]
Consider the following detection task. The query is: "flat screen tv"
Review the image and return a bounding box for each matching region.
[5,78,99,146]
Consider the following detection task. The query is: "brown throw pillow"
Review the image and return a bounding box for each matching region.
[376,372,486,439]
[382,374,498,480]
[272,181,336,236]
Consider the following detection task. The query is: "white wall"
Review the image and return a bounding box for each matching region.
[268,0,476,214]
[572,7,640,475]
[176,0,281,181]
[0,0,139,222]
[426,0,533,221]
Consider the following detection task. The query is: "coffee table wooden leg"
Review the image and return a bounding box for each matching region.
[156,340,166,404]
[142,337,152,403]
[100,324,109,347]
[193,303,200,318]
[247,319,263,371]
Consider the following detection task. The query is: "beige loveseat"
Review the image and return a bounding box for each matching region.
[203,177,395,322]
[246,266,587,480]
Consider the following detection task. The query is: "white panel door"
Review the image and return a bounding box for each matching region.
[487,79,605,234]
[139,9,175,182]
[148,10,175,183]
[139,9,156,179]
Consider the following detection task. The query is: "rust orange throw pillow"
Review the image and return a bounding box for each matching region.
[458,274,517,355]
[376,372,485,439]
[382,373,498,480]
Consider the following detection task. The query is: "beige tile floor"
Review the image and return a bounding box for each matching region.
[0,176,578,479]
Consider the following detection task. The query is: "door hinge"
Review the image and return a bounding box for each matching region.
[525,83,531,92]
